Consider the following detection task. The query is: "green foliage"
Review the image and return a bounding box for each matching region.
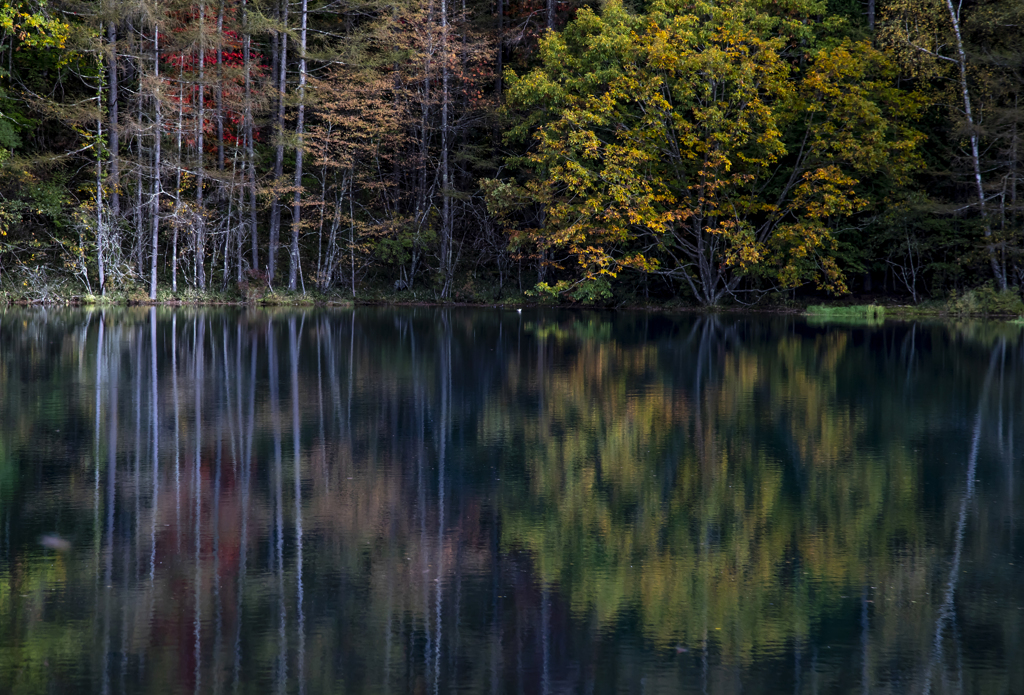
[501,0,924,305]
[529,276,614,303]
[806,303,885,326]
[948,285,1024,317]
[0,0,1017,307]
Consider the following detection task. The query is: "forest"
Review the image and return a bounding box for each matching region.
[0,0,1022,306]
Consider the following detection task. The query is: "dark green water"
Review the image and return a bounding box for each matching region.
[1,307,1022,695]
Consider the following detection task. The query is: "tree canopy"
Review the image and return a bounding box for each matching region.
[0,0,1020,306]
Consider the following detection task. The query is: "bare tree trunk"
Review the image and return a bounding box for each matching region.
[223,150,238,288]
[288,0,309,291]
[196,3,208,291]
[238,179,246,283]
[539,0,555,286]
[135,52,144,275]
[867,0,875,30]
[216,0,225,173]
[243,0,258,272]
[412,7,433,292]
[440,0,452,297]
[149,26,162,301]
[1011,99,1020,285]
[108,22,120,221]
[315,160,327,290]
[269,0,288,285]
[97,89,106,296]
[349,172,355,297]
[942,0,1006,290]
[173,62,185,295]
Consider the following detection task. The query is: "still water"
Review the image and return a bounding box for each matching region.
[1,307,1022,694]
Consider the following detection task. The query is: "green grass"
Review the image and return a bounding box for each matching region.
[806,304,886,326]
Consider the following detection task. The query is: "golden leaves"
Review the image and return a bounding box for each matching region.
[498,0,924,303]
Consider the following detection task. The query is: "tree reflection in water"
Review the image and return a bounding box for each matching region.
[0,307,1022,694]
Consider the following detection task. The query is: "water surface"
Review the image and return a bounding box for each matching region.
[1,307,1022,694]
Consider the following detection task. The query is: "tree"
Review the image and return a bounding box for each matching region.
[881,0,1024,292]
[501,0,923,305]
[0,0,73,287]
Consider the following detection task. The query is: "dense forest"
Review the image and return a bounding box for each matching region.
[0,0,1021,305]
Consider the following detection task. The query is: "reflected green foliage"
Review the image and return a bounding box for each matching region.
[0,308,1022,694]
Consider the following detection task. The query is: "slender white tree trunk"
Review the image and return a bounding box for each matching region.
[108,22,120,221]
[242,0,258,272]
[216,0,225,173]
[196,3,207,290]
[149,26,162,300]
[942,0,1006,289]
[96,92,106,295]
[269,0,288,284]
[440,0,452,296]
[173,62,185,295]
[289,0,309,291]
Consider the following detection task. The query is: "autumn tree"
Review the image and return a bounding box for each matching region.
[498,0,923,305]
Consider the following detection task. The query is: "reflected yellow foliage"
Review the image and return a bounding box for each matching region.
[493,318,926,660]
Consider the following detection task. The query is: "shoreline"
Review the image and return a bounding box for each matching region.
[2,289,1023,322]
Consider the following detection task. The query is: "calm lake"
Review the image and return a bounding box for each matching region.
[1,307,1022,694]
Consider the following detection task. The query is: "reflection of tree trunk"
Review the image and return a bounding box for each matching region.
[101,325,118,695]
[414,324,430,691]
[134,335,142,578]
[516,580,524,695]
[233,335,256,693]
[325,322,341,481]
[489,500,502,695]
[268,320,287,693]
[384,395,396,695]
[348,312,354,437]
[193,317,205,695]
[173,313,182,552]
[223,324,239,473]
[150,308,159,582]
[793,635,802,695]
[433,315,450,695]
[213,429,224,693]
[290,317,306,691]
[1003,341,1014,545]
[922,341,1001,694]
[94,314,105,589]
[861,588,870,695]
[541,585,550,695]
[316,319,325,485]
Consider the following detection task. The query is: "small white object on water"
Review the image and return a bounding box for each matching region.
[39,535,71,552]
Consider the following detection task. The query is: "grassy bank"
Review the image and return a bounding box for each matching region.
[2,276,1023,321]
